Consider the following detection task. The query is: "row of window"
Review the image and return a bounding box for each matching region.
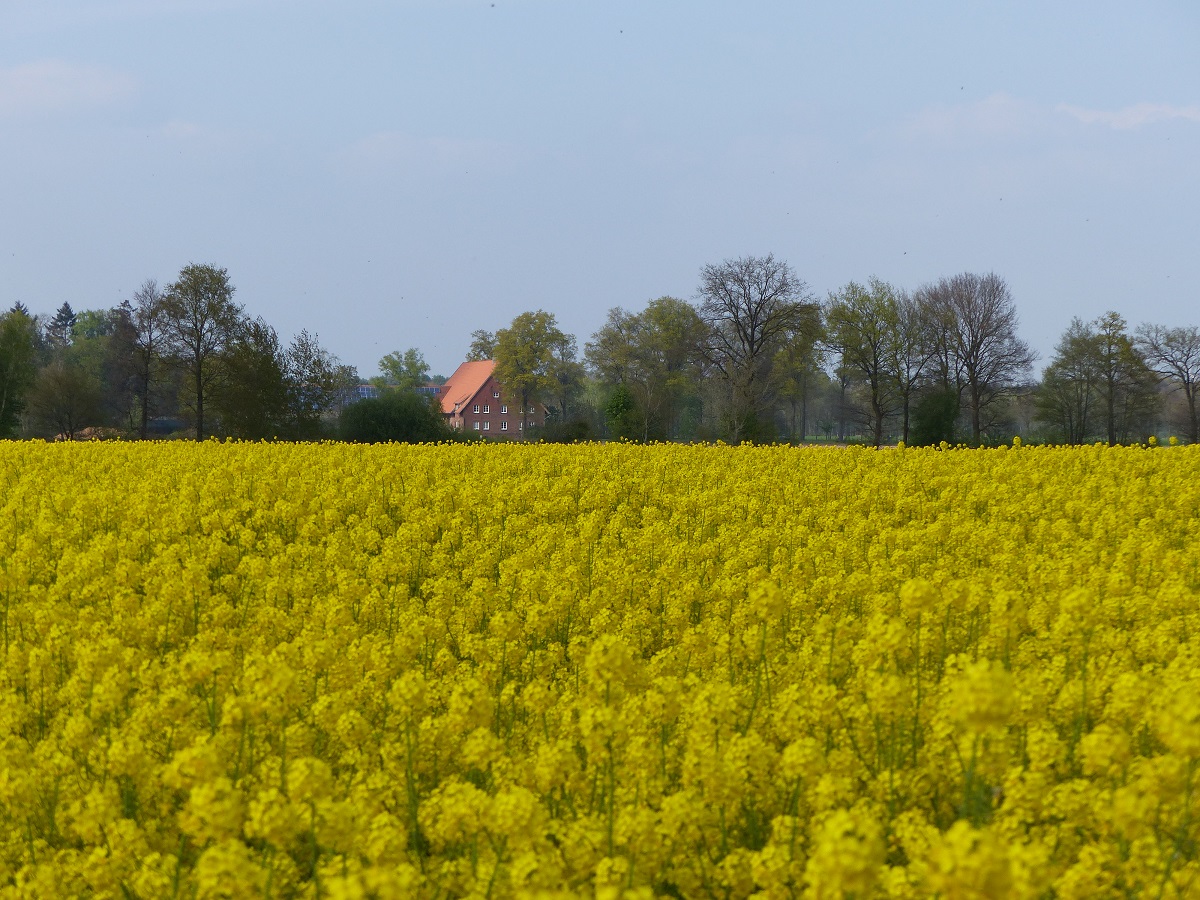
[471,404,540,415]
[473,421,518,431]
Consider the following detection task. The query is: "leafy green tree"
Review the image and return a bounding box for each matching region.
[587,308,640,416]
[587,297,709,441]
[604,383,639,440]
[466,330,496,362]
[339,390,450,443]
[547,332,585,425]
[211,317,289,439]
[1092,311,1157,444]
[493,310,570,433]
[825,278,900,447]
[62,308,142,432]
[376,348,430,390]
[773,328,826,442]
[910,387,960,446]
[1036,318,1098,443]
[284,330,357,439]
[71,309,115,342]
[162,264,243,440]
[24,356,103,440]
[0,306,40,437]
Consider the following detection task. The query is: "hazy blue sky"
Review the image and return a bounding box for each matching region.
[2,1,1197,378]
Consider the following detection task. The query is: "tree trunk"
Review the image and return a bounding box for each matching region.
[800,371,809,443]
[1107,385,1116,445]
[971,383,982,444]
[139,369,150,440]
[195,362,205,441]
[837,379,847,442]
[1188,384,1199,444]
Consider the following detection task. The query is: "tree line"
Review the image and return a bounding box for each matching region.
[465,257,1196,446]
[3,256,1196,445]
[0,264,360,441]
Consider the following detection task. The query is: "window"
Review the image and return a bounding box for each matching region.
[501,405,507,414]
[493,391,500,399]
[483,421,490,431]
[483,405,490,414]
[501,421,508,431]
[473,404,480,414]
[473,422,480,431]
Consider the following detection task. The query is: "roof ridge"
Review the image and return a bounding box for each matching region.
[439,359,497,414]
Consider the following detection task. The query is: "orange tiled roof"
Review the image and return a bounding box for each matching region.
[439,359,496,415]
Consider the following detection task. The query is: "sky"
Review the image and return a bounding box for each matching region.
[1,1,1197,379]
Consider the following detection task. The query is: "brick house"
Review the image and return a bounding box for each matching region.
[439,359,546,438]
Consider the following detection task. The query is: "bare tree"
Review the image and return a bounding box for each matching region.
[926,272,1035,443]
[1136,323,1200,443]
[695,254,817,442]
[119,279,168,439]
[162,264,243,441]
[889,289,939,444]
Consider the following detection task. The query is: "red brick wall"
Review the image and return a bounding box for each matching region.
[450,376,545,438]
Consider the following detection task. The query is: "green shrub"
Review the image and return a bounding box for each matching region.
[338,391,451,443]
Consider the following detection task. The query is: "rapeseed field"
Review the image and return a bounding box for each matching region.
[1,441,1198,898]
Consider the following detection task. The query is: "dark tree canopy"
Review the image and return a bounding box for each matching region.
[0,307,39,437]
[211,316,289,440]
[339,390,451,444]
[25,358,103,440]
[162,264,243,441]
[47,302,77,348]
